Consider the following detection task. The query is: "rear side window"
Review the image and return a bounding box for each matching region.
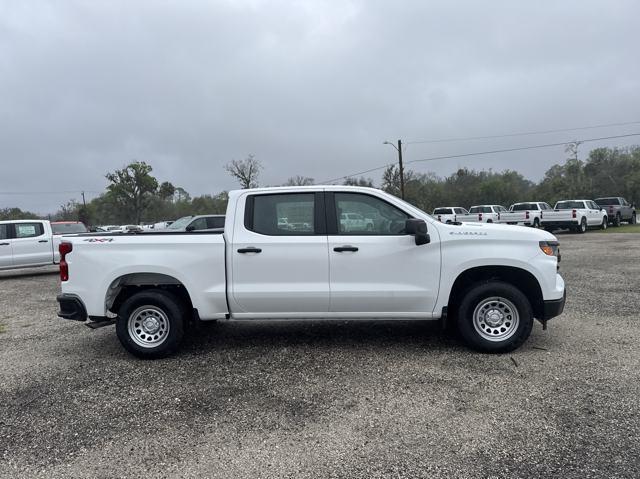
[206,217,225,229]
[454,208,467,214]
[246,193,316,235]
[0,224,8,240]
[469,206,492,213]
[433,208,453,215]
[15,223,44,238]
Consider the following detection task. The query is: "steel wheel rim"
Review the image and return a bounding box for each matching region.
[128,305,170,348]
[472,297,520,342]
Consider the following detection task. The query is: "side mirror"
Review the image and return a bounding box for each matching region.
[405,218,430,246]
[186,225,196,232]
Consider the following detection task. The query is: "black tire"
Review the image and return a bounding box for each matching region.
[629,213,636,225]
[487,219,493,223]
[576,217,587,234]
[116,289,186,359]
[614,213,621,227]
[601,216,608,230]
[533,218,540,228]
[456,281,534,353]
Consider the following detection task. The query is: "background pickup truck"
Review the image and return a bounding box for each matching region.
[499,202,553,227]
[0,219,60,270]
[594,197,636,226]
[540,200,608,233]
[57,186,566,358]
[456,205,508,223]
[432,207,469,224]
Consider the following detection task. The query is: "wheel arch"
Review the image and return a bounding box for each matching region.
[447,265,544,319]
[106,272,195,318]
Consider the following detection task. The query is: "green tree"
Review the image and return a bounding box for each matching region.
[105,161,159,223]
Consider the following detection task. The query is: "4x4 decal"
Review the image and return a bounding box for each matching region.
[83,238,114,243]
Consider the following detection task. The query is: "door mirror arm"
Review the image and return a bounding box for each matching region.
[405,219,430,246]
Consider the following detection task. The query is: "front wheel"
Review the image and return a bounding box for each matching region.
[601,216,608,230]
[456,281,534,353]
[116,289,186,359]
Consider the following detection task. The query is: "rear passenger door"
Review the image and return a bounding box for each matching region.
[229,192,329,316]
[0,224,12,269]
[11,222,52,267]
[587,201,603,225]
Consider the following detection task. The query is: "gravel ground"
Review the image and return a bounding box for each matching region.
[0,234,639,479]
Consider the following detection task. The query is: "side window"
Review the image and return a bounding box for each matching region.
[15,223,44,238]
[247,193,315,235]
[334,193,410,235]
[0,224,8,240]
[206,217,225,229]
[189,217,208,230]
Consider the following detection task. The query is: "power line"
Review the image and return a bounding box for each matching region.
[322,132,640,184]
[404,120,640,145]
[0,190,101,196]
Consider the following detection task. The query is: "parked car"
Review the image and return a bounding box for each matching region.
[457,205,508,223]
[57,185,565,358]
[499,202,553,227]
[0,219,59,270]
[432,207,469,224]
[152,221,174,230]
[166,215,225,232]
[594,197,636,226]
[114,225,144,233]
[540,200,608,233]
[339,212,374,232]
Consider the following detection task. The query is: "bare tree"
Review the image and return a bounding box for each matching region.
[284,175,314,186]
[225,154,262,189]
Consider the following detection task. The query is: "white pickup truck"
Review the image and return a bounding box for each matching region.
[540,200,608,233]
[56,186,566,358]
[456,205,508,223]
[499,202,553,228]
[0,219,61,270]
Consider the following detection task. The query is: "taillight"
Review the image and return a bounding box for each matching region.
[525,211,530,219]
[59,242,73,281]
[479,213,483,221]
[609,206,613,213]
[572,209,577,219]
[437,215,441,222]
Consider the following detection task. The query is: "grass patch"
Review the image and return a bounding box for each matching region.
[596,223,640,233]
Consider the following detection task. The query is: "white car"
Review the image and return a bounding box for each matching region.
[457,205,508,223]
[56,186,566,358]
[339,212,375,232]
[432,207,469,224]
[499,202,553,227]
[540,200,608,233]
[0,219,58,270]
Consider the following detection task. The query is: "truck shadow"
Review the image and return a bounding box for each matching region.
[0,266,59,279]
[181,320,459,353]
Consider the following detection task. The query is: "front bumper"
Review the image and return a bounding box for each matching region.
[57,294,88,321]
[542,289,566,320]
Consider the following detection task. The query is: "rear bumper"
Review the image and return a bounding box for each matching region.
[541,221,576,228]
[542,289,566,320]
[57,294,88,321]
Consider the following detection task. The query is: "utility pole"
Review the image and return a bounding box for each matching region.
[383,139,406,199]
[81,191,86,208]
[397,139,405,200]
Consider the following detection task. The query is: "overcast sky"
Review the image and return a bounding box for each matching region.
[1,0,639,213]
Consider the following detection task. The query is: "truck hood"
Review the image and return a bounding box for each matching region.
[441,221,557,242]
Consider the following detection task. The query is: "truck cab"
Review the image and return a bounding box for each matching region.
[0,219,57,270]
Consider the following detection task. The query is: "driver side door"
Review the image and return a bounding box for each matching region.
[327,191,441,317]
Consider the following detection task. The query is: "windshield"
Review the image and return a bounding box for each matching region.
[555,201,585,209]
[51,223,88,234]
[167,216,193,230]
[595,198,619,206]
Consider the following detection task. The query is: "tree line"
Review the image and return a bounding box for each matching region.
[1,145,639,224]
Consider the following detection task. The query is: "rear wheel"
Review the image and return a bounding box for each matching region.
[456,281,534,353]
[533,218,540,228]
[116,289,186,359]
[576,217,587,234]
[614,213,621,227]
